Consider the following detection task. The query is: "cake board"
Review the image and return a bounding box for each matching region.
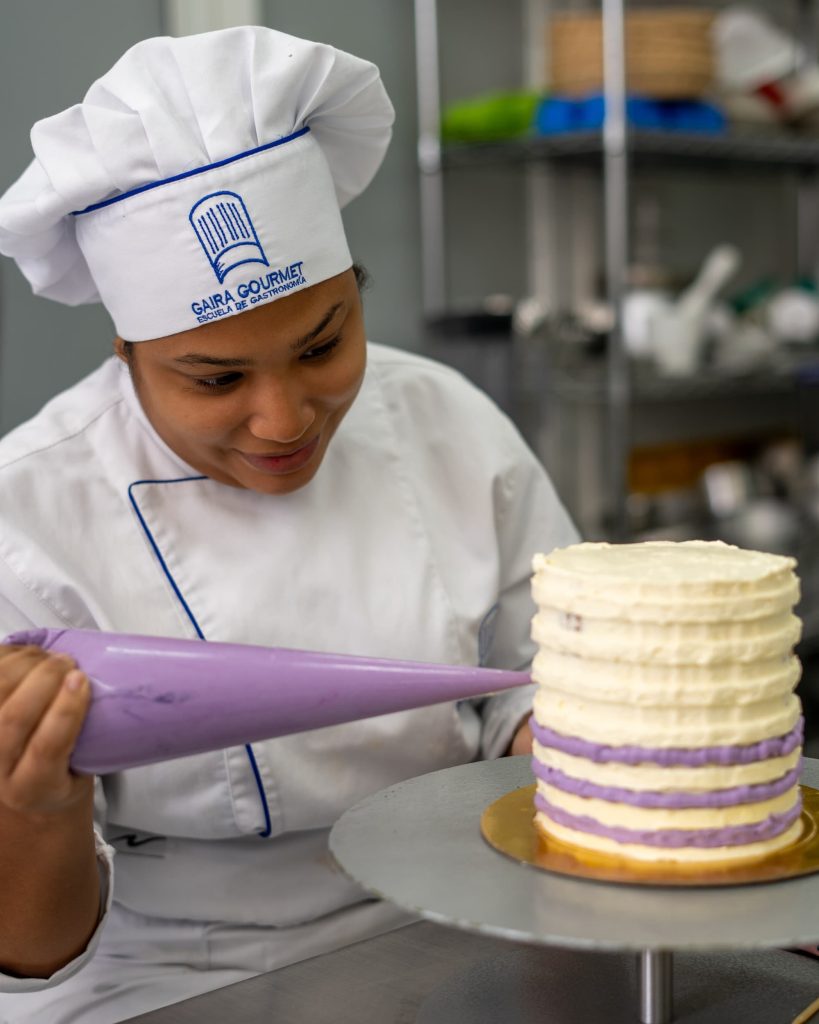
[329,756,819,1024]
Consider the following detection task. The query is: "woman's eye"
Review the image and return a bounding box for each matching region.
[192,372,243,391]
[301,335,341,361]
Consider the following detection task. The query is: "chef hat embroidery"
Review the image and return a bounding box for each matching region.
[189,191,269,285]
[0,27,394,341]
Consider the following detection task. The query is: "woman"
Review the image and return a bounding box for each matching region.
[0,25,576,1024]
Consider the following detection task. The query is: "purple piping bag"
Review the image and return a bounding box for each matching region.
[4,629,530,775]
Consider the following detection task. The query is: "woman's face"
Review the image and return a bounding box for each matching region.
[116,269,366,496]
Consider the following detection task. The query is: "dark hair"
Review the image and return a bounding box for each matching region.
[351,262,370,292]
[121,262,369,360]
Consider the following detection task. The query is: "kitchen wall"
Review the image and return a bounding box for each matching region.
[0,0,164,434]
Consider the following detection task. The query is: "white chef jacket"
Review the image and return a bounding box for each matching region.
[0,343,577,1023]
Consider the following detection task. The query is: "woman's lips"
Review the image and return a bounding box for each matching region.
[237,435,320,475]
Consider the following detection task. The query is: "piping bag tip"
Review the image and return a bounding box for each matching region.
[4,629,531,774]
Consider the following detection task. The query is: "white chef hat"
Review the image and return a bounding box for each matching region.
[0,26,394,341]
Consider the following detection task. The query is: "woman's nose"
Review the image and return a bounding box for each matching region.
[245,378,314,443]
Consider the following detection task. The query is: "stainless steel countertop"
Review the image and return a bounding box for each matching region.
[123,919,819,1023]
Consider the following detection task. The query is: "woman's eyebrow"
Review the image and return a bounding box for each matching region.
[172,302,346,367]
[173,354,249,367]
[290,301,344,352]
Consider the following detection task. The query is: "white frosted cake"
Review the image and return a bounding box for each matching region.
[529,540,804,865]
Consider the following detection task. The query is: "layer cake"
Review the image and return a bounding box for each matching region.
[530,540,804,865]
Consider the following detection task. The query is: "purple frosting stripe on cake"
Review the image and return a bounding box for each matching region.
[534,792,802,848]
[529,716,803,767]
[531,759,802,808]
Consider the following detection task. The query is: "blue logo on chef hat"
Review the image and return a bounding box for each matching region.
[189,191,269,284]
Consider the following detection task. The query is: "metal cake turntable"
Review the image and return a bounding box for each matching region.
[330,756,819,1023]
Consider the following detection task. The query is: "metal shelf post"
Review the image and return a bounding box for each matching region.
[414,0,447,320]
[602,0,631,540]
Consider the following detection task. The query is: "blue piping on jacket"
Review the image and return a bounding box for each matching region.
[127,476,273,838]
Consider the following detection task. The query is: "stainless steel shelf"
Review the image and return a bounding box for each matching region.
[417,0,819,541]
[543,351,819,403]
[442,129,819,170]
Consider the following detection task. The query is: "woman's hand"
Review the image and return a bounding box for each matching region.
[507,715,533,757]
[0,645,93,820]
[0,646,100,979]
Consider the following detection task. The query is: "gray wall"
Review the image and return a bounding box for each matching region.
[0,1,164,434]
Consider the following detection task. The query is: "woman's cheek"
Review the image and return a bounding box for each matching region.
[177,393,239,436]
[327,345,366,406]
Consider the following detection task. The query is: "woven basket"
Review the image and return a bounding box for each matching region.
[549,8,715,99]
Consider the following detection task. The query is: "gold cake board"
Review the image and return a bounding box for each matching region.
[481,784,819,888]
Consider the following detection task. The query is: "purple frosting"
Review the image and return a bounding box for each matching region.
[529,716,803,767]
[531,759,802,808]
[534,792,802,848]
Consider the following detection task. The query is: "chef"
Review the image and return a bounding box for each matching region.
[0,25,577,1024]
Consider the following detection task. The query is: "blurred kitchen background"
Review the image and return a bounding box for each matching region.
[3,0,819,747]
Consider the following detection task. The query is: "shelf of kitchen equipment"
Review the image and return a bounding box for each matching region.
[442,129,819,171]
[540,348,819,404]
